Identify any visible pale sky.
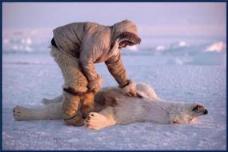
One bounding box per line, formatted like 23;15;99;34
3;2;226;38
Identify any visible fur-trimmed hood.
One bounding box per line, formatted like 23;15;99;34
111;20;141;47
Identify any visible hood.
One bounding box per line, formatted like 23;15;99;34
112;20;141;48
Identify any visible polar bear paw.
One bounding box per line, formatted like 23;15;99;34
85;112;114;130
13;106;31;121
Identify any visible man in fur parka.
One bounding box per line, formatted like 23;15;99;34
50;20;141;126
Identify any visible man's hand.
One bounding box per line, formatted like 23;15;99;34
88;75;103;93
121;80;137;97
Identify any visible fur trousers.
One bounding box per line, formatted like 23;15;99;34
50;46;95;126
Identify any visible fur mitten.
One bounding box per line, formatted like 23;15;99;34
121;80;137;97
88;75;103;93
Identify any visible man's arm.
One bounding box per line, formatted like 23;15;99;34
105;53;136;96
105;53;130;88
79;50;102;92
79;50;98;82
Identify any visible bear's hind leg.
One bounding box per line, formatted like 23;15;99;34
85;107;117;130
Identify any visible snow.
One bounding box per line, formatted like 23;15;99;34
156;45;166;51
3;52;226;150
3;29;51;53
178;41;188;47
126;45;139;51
205;41;226;53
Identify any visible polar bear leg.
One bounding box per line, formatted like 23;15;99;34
13;105;47;121
85;107;117;130
13;102;63;121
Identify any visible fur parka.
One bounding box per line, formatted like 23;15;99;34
53;20;141;87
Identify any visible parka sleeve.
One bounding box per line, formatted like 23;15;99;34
105;53;129;88
79;49;99;82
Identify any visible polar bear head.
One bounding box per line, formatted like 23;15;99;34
170;103;208;124
191;104;208;116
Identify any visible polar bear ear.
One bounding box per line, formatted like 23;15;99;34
192;104;204;112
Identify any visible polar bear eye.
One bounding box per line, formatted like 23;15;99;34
192;104;203;112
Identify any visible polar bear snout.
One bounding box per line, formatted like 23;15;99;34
203;109;208;115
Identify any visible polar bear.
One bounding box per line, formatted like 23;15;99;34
13;83;208;130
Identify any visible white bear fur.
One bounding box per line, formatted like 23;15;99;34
13;83;207;130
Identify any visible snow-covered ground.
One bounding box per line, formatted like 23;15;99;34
2;52;226;150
